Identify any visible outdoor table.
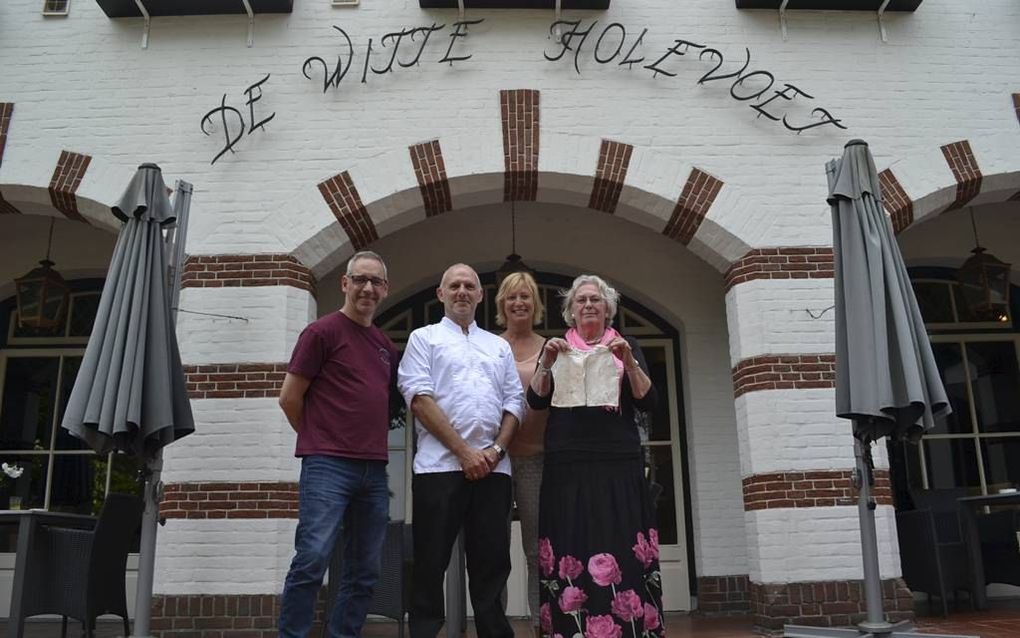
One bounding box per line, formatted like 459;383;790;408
956;491;1020;610
1;509;97;638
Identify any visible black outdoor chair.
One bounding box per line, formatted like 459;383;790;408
16;493;144;638
323;519;413;638
895;508;972;616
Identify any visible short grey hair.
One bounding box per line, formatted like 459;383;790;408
346;250;387;278
560;274;619;328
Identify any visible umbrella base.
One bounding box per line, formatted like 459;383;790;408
784;621;977;638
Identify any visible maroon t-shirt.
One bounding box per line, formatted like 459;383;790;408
288;311;398;461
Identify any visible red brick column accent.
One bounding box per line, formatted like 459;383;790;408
318;171;379;249
500;89;539;201
742;470;893;511
662;169;724;245
732;354;836;397
0;103;13;171
49;150;92;223
940;140;982;210
751;578;913;632
181;255;315;295
161;482;299;519
879;169;914;234
183;363;287;399
723;248;833;292
410;140;453;217
697;575;750;615
151;593;332;637
588;140;633;213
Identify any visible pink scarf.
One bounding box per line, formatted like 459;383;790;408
565;326;625;376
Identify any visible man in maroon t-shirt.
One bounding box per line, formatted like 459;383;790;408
277;250;399;638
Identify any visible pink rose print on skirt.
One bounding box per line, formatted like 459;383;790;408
558;586;588;613
587;553;622;587
643;603;661;631
540;603;552;633
539;538;556;577
610;589;643;622
558;555;584;581
648;529;660;561
632;532;653;569
585;614;623;638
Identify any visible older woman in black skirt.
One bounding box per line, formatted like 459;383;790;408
527;274;664;638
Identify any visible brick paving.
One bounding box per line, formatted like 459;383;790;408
15;603;1020;638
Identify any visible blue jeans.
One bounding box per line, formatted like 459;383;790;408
279;456;390;638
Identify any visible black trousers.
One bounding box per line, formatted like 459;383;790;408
409;471;514;638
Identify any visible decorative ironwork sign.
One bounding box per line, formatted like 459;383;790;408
201;74;276;165
199;20;847;164
545;20;846;134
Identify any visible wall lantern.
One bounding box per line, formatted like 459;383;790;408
495;200;534;284
956;207;1011;323
15;218;69;330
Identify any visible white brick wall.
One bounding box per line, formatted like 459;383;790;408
162;398;299;483
725;278;836;366
746;505;901;584
735;388;889;479
176;286;315;365
153;519;297;595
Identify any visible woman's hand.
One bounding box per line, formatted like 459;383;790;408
540;337;571;369
607;337;638;369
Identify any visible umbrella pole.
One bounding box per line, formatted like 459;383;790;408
132;452;163;638
853;432;893;635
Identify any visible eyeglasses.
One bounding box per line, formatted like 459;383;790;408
349;275;388;288
574;295;604;306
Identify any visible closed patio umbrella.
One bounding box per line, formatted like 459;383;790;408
61;163;194;638
785;141;961;638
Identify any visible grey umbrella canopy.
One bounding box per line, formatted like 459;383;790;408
62;163;194;458
827;140;950;443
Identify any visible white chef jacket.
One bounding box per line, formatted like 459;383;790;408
398;316;525;475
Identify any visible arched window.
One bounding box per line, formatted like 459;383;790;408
0;280;141;552
891;268;1020;506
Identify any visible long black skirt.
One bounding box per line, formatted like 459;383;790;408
537;456;665;638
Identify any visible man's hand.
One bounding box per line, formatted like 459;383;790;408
458;446;491;481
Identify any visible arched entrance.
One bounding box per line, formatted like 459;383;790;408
374;270;695;613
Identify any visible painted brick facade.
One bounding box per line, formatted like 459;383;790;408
150;593;325;638
940;140;982;210
1013;93;1020;127
181;255;315;295
662;169;723;245
588;140;633;213
732;354;836;398
48;150;91;223
500;89;539;201
697;575;750;616
723;248;834;292
879;169;914;235
742;470;892;511
409;139;452;217
751;578;913;632
317;171;379;250
183;363;287;399
161;482;299;520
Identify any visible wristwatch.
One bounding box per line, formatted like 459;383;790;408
489;443;506;460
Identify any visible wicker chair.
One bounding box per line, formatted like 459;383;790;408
16;493;144;638
895;508;972;616
323;519;412;638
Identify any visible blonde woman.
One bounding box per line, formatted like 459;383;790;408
496;271;548;636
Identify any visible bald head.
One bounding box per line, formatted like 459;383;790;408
438;263;483;329
440;263;480;288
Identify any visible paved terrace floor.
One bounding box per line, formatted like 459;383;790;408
15;600;1020;638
